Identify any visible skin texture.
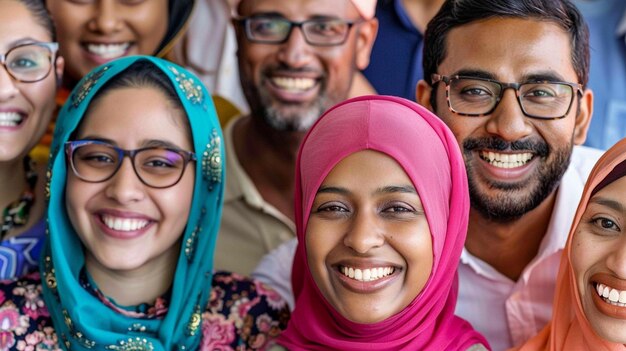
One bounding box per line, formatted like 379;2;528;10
65;86;194;306
306;150;432;323
0;0;64;239
573;175;626;344
416;17;592;280
46;0;168;86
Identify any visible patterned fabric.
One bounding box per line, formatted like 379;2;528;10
0;271;289;351
0;219;45;280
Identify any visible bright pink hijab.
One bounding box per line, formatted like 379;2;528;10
277;96;490;350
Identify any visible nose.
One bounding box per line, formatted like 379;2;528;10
484;89;534;142
606;235;626;279
343;211;385;254
276;26;314;68
88;1;123;34
0;64;19;101
104;158;146;204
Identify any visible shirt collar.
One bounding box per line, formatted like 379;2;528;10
617;8;626;36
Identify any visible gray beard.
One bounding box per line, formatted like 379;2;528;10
261;95;331;132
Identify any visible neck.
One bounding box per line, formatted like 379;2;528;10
401;0;445;33
0;159;26;209
233;115;304;222
85;242;180;306
464;190;558;281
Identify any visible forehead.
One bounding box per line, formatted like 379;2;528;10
239;0;358;19
439;17;577;82
0;1;50;45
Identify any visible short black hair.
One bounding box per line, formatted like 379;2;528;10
423;0;590;90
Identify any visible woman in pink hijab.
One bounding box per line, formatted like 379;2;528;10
273;95;489;351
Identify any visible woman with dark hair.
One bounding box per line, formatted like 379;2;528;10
0;0;63;279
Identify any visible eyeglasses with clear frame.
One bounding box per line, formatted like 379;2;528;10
234;16;361;46
431;74;583;120
65;140;197;189
0;42;58;83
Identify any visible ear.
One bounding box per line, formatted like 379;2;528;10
54;55;65;87
355;18;379;70
416;79;435;112
572;88;593;145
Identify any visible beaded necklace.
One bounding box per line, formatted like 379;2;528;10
1;157;37;239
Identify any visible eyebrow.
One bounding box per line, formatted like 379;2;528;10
76;136;185;150
453;69;569;84
316;185;417;195
589;197;625;213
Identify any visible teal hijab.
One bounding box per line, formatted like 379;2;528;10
40;56;224;351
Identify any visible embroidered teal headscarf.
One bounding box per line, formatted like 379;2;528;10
40;56;224;351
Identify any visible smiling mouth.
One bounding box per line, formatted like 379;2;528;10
270;76;317;93
85;43;130;60
479;151;534;169
0;112;24;127
340;266;396;282
100;214;149;232
596;282;626;307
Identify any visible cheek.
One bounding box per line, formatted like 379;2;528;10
305;220;339;278
134;10;168;53
65;175;91;229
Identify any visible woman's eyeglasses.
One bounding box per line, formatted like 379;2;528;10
65;140;196;189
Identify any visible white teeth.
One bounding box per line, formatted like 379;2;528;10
341;266;395;282
480;151;533;169
101;215;149;232
0;112;22;126
86;43;129;59
596;283;626;307
271;77;316;92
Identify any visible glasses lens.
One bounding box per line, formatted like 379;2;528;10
519;83;574;118
134;148;187;188
71;143;120;182
448;78;501;115
302;19;350;45
6;44;53;82
247;17;291;43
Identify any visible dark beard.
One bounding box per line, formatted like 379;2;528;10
463;136;573;222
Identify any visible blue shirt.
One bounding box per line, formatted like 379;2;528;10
363;0;424;100
575;0;626;149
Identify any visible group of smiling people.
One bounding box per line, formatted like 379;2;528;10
0;0;624;350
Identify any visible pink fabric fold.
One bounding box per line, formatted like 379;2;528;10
278;95;489;350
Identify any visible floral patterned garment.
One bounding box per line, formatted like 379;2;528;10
0;271;290;351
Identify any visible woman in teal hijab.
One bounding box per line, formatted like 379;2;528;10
0;56;289;350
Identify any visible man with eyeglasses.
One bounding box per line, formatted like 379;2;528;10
415;0;604;349
214;0;378;275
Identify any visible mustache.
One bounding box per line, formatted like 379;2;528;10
463;137;549;157
262;63;321;76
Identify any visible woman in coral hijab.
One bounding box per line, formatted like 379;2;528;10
273;95;489;350
512;139;626;351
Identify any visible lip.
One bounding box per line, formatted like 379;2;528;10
331;260;402;294
94;209;154;240
263;72;321;103
472;149;540;182
80;41;133;66
590;273;626;319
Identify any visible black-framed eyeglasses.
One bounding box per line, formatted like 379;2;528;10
0;42;58;83
235;16;361;46
431;74;583;120
65;140;197;189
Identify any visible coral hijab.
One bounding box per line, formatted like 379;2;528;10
278;95;489;350
512;139;626;351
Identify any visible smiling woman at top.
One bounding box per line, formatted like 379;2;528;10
0;56;288;349
511;138;626;350
0;0;63;279
32;0;194;156
273;95;489;350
